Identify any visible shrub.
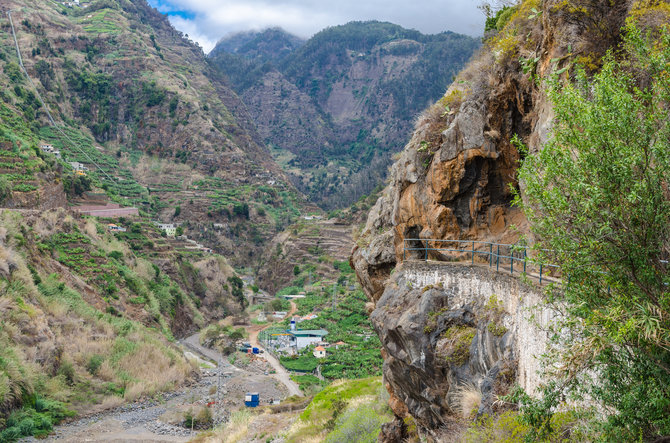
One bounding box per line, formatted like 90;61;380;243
57;360;75;385
0;176;11;203
86;354;104;375
514;26;670;441
325;404;387;443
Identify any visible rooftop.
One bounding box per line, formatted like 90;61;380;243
290;329;328;337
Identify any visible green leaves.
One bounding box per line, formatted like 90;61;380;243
516;27;670;439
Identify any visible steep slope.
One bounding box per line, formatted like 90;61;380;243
209;22;480;209
0;207;247;440
0;0;309;265
351;1;662;440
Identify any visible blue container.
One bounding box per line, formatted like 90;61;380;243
252;347;260;354
244;392;260;407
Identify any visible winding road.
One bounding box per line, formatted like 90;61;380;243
247;301;302;397
182;310;303;398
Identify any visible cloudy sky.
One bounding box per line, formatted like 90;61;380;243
146;0;484;53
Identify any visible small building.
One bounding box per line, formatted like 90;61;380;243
334;341;347;349
157;223;176;237
313;345;326;359
302;313;318;321
244;392;259;408
40;144;61;159
289;329;328;350
69;161;88;171
107;223;126;232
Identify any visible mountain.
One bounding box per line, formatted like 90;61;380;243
0;0;315;266
209;27;305;64
209;21;480;209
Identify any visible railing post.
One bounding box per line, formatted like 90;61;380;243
510;249;514;275
403;240;406;261
425;242;428;261
523;249;527;274
539;264;543;284
471;241;475;265
489;243;493;267
496;245;500;272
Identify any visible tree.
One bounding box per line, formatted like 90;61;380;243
63;174;92;197
0;176;11;203
514;27;670;440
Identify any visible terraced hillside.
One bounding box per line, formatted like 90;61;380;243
257;216;355;293
0;0;310;265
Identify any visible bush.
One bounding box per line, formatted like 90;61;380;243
57;360;75;385
514;26;670;440
325;404;387;443
86;354;104;375
0;175;11;203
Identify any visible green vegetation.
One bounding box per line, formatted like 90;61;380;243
285;377;391;443
200;324;247;355
442;325;476;366
280;354;319;373
290;374;326;393
463;410;585;443
513;27;670;440
0;396;75;441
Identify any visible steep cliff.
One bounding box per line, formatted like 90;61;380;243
351;0;655;439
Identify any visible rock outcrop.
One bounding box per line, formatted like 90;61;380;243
369;262;557;439
351;1;642;440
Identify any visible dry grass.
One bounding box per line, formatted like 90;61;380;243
452;382;482;419
83;219;99;240
99;395;124;411
134;257;157;281
0;245;18;279
201;409;255;443
118;342;192;396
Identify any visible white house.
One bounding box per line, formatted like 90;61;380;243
313;345;326;359
289;329;328;350
157;223;176;237
69;161;88;171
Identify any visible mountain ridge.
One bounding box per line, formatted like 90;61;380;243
209;21;480;209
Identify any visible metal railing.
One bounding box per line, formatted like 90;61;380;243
403;238;560;284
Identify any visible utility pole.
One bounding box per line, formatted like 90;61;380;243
216;358;224;422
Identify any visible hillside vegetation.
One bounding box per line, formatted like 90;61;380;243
0;208;248;440
0;0;310;266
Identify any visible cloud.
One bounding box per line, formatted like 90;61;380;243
147;0;484;54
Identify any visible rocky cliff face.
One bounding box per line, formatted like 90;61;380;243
352;0;641;439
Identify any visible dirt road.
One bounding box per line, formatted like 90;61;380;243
248;328;303;398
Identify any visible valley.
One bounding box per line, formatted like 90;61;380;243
1;0;668;441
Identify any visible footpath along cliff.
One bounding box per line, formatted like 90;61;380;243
351;1;665;440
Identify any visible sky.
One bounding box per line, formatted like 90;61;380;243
146;0;485;54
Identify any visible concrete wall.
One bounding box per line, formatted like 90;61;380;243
401;261;559;395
